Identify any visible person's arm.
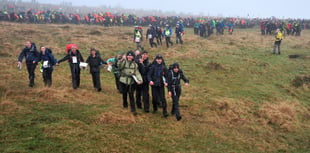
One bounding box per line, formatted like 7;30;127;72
180;71;189;85
17;49;25;63
50;54;57;65
147;65;154;85
86;56;90;63
57;54;69;64
79;52;84;62
100;57;107;65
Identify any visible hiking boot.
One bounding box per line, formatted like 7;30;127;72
176;115;182;121
132;112;138;116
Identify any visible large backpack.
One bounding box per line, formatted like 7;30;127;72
66;44;78;54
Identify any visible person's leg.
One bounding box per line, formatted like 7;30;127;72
151;86;158;113
278;41;281;54
159;86;168;117
43;68;48;87
135;84;142;109
128;84;137;114
27;63;36;87
48;69;53;87
142;82;150;112
91;72;96;88
121;83;129;108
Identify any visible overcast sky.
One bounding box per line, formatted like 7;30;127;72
25;0;308;19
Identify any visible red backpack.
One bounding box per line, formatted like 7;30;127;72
66;44;78;54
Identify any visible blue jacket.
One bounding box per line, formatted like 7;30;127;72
18;43;39;64
39;50;57;70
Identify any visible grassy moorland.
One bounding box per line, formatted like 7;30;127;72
0;22;309;153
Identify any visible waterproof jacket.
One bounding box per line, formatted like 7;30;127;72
58;50;84;64
38;49;57;70
118;59;143;85
147;62;168;87
167;69;189;92
163;27;173;37
18;43;39;64
86;54;106;73
175;27;184;37
275;31;283;42
146;27;157;39
106;57;119;74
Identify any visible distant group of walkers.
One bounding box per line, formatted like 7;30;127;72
17;41;189;121
134;21;185;49
260;20;302;36
193;19;235;37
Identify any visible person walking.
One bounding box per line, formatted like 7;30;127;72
175;23;184;45
118;50;143;115
133;26;143;50
38;46;57;87
147;54;169;117
57;45;84;89
273;29;283;55
136;50;151;112
146;24;157;48
106;53;123;93
163;24;173;48
17;40;39;87
86;48;106;92
167;63;189;121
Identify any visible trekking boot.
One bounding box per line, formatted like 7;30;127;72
176;115;182;121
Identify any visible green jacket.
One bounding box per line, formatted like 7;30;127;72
118;59;143;85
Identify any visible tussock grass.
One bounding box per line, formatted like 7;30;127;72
0;22;310;153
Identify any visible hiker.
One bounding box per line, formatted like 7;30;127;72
17;40;40;87
38;46;57;87
136;50;151;113
227;21;234;35
133;26;143;50
155;26;163;46
175;23;184;45
146;24;157;48
273;29;283;55
106;53;123;93
57;45;84;89
167;63;189;121
134;50;143;109
118;50;143;115
163;24;173;48
86;48;106;92
147;54;169;117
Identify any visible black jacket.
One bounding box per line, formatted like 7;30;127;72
58;50;84;64
167;69;189;92
147;62;168;87
86;55;106;73
18;43;39;64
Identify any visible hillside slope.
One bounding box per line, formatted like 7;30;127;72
0;22;309;153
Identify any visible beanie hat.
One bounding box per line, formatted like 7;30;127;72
155;54;163;59
126;50;134;56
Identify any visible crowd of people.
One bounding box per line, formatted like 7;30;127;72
260;20;302;36
2;2;309;31
17;41;189;121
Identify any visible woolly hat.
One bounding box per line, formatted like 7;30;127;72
155;54;163;59
126;50;135;56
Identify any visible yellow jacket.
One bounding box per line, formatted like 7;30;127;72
275;31;283;41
